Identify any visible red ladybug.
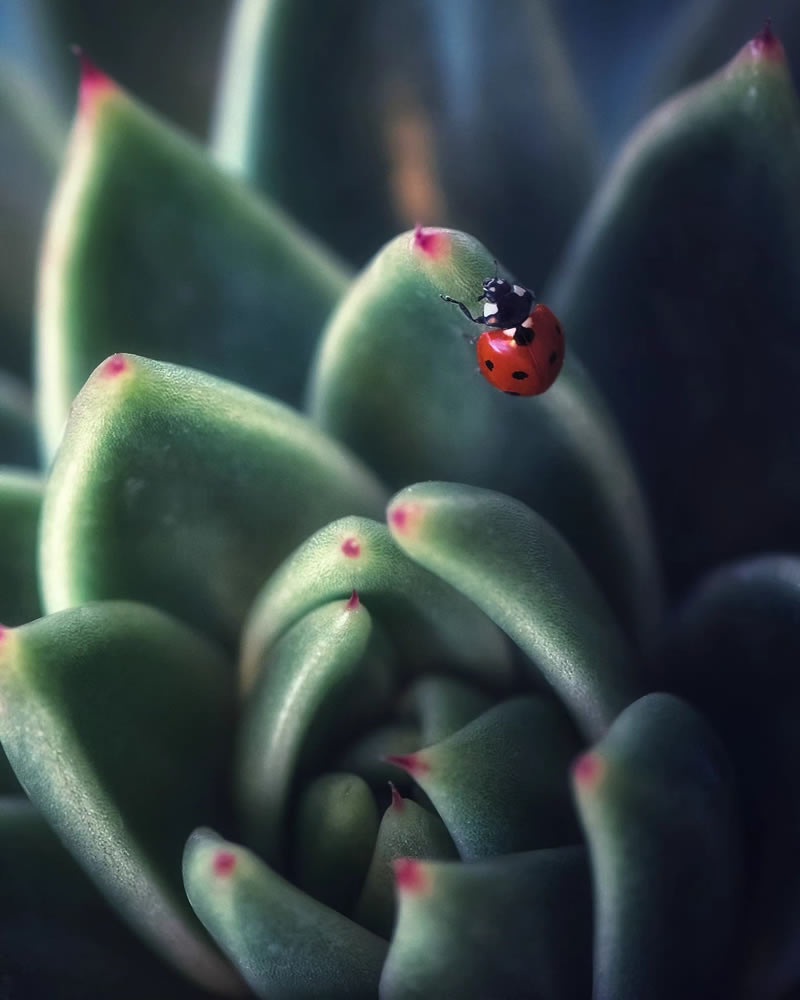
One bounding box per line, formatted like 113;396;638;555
441;278;565;396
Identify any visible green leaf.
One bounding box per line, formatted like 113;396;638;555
0;60;64;380
293;773;379;915
550;31;800;594
660;554;800;998
212;0;398;264
0;371;37;467
308;228;661;644
573;693;741;1000
36;62;349;457
237;596;392;865
39;355;386;648
240;515;512;694
0;602;241;994
0;797;213;1000
354;790;457;938
389;696;581;859
387;481;642;739
398;675;494;744
0;468;41;627
184;828;388;1000
380;846;592;1000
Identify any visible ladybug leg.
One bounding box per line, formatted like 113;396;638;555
440;295;484;325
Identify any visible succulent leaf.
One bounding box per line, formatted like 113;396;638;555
184;828;388;999
550;30;800;594
354;790;457;938
0;602;241;993
573;692;741;1000
309;227;661;643
237;596;391;865
660;554;800;999
379;846;592;1000
387;481;642;738
36;61;349;457
39;355;386;647
0;797;212;999
0;467;41;626
240;515;511;694
293;773;379;915
389;696;582;859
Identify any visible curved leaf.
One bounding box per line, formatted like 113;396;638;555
39;355;386;647
309;227;661;644
550;29;800;594
184;828;387;1000
387;481;642;739
0;467;41;626
389;696;581;859
0;602;241;994
572;693;741;1000
237;596;391;864
293;773;379;915
36;60;348;456
380;846;592;1000
240;515;511;694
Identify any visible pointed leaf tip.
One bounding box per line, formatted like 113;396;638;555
100;354;129;378
393;858;431;895
71;46;115;109
384;753;430;778
737;19;786;65
346;590;360;611
341;536;361;558
413;225;450;260
389;782;404;811
572;751;606;790
388;502;424;538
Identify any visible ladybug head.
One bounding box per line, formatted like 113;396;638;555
480;277;510;303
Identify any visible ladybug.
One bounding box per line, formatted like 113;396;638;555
441;278;565;396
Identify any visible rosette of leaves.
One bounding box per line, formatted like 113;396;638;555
2;1;800;997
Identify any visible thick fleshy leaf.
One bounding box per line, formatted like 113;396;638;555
572;693;741;1000
658;554;800;999
36;60;348;457
0;59;63;380
184;828;388;1000
550;29;800;594
237;596;391;864
0;602;242;994
308;227;661;644
0;468;41;626
293;773;379;915
389;696;581;859
240;515;511;694
387;481;642;739
0;798;212;1000
39;355;386;647
0;371;37;467
212;0;398;264
398;675;493;744
380;846;592;1000
354;790;457;938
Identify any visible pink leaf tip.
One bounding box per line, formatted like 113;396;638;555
384;752;430;778
393;858;431;895
341;536;361;558
213;851;237;878
412;224;449;260
387;501;423;538
102;354;128;378
742;19;786;63
572;751;606;790
72;46;115;110
0;625;7;643
389;781;405;811
346;589;360;611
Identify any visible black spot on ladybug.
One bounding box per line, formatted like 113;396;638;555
484;359;495;371
549;352;559;365
504;391;521;396
512;370;529;380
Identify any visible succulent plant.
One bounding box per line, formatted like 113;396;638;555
3;1;800;997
